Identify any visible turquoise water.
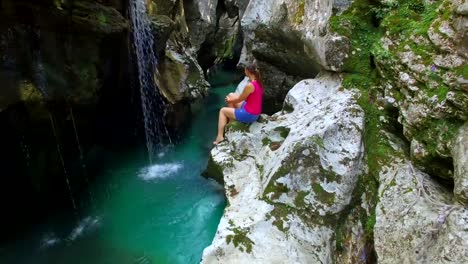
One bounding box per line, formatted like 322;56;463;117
0;73;239;264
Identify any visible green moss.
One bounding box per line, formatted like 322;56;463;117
265;182;289;200
294;0;305;24
415;118;462;151
262;137;272;146
294;191;309;208
219;34;238;61
365;211;376;236
266;203;291;232
312;183;335;205
202;156;225;184
319;167;342;183
282;102;294;113
454;64;468;79
274;126;291;138
329;0;380;75
427;84;450;101
263;163;291;198
380;178;397;197
98;12;107;25
226;227;255;253
226;121;250;133
309;135;325;149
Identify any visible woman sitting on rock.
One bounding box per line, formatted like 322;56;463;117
213;63;264;145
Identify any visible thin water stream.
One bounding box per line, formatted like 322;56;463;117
0;72;238;264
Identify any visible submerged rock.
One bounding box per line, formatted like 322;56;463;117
202;73;365;263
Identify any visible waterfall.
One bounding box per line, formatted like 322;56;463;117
129;0;171;162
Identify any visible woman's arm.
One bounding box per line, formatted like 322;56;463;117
227;84;254;104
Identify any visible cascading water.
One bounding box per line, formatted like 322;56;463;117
129;0;171;162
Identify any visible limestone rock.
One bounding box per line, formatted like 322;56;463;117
157;46;209;104
212;13;242;65
150;0;177;15
184;0;218;51
374;0;468;180
225;0;250;18
375;156;468;263
150;15;175;58
201;73;366;263
238;0;353;113
453;122;468;204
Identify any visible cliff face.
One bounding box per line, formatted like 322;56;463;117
0;0;134;240
203;0;468;263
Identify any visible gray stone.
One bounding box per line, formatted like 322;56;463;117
453;122;468;204
375;156;468;263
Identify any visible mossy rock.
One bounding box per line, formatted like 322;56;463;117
202;155;224;184
69;1;128;34
151;15;175;57
226;121;250;133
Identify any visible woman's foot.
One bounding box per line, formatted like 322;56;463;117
213;136;225;145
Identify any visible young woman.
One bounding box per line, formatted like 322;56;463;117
213;63;264;145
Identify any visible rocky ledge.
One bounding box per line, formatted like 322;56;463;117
202;73;367;263
201;72;468;263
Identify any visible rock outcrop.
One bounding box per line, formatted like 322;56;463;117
373;0;467;180
375;142;468;263
202;73;369;263
238;0;353;113
149;0;210;105
453;122;468;204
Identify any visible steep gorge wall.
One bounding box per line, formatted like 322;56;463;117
0;0;134;240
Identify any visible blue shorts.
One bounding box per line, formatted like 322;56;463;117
235;102;259;123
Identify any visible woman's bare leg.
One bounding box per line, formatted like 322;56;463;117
214;107;236;145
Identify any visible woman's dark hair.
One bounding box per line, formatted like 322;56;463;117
245;63;263;89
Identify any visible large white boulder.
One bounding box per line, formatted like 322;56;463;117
201;73;365;263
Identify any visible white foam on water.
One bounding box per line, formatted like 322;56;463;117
138;163;183;181
68;216;101;241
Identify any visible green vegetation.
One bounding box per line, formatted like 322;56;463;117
98;12;107;25
226;121;250;133
312;183;335;205
219;34;238;61
330;0;464;253
202;156;225;184
309;135;325;149
266;203;291;232
294;0;306;25
226;227;255;253
274;126;291;138
262;137;272;146
294;191;309;208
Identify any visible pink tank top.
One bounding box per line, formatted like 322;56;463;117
244;80;263;115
